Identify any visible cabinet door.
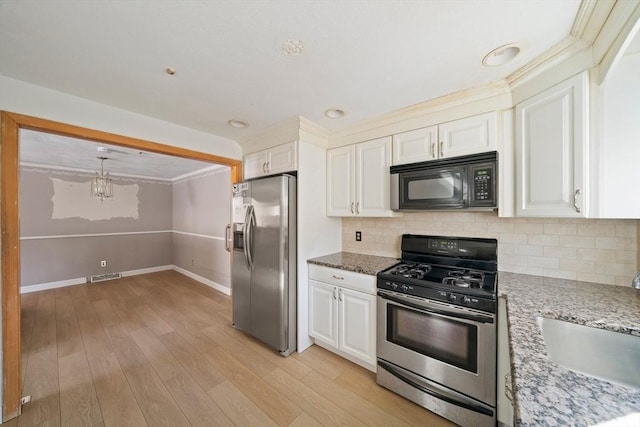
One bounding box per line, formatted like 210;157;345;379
267;141;297;175
244;151;268;180
327;145;356;216
515;72;587;217
356;137;392;216
439;112;497;158
392;126;438;165
338;287;376;367
309;280;338;348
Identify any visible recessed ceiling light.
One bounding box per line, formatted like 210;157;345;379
482;44;521;67
228;119;249;128
324;108;346;119
282;39;304;56
165;67;176;75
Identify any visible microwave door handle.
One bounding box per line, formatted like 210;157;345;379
378;290;494;324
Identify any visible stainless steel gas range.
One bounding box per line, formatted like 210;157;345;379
376;234;498;427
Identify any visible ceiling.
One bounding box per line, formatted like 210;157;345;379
19;129;221;181
0;0;583;143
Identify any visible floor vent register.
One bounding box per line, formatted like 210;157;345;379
89;272;122;283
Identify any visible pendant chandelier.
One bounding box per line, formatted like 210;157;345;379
90;156;114;201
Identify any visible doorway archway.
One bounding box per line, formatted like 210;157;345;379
0;111;242;421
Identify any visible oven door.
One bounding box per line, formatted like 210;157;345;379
392;166;467;210
377;290;496;406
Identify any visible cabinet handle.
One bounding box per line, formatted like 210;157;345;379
439;141;444;157
338;289;343;302
331;275;344;280
262;162;267;173
266;161;270;172
224;224;231;252
355;202;360;214
350;202;355;214
504;373;514;403
431;142;435;158
573;189;581;213
333;287;337;300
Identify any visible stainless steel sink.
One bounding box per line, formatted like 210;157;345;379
537;317;640;389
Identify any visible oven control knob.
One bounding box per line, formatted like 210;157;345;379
448;293;457;302
461;296;470;305
400;284;409;292
390;282;398;290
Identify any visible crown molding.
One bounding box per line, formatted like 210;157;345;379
328;80;511;147
571;0;615;43
19;161;172;182
238;116;300;154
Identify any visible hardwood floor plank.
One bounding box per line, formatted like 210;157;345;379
221;326;313;380
288;412;324;427
84;283;109;302
129;327;183;381
301;371;410;427
291;345;346;380
87;352;147;427
18;347;60;427
158;331;226;393
204;347;301;427
163;371;235;427
77;317;112;360
110;300;148;333
135;304;174;336
102;323;148;371
207;380;279;427
92;300;120;328
263;367;366;427
58;352;103;426
20;292;39;386
202;325;277;378
55;313;84;359
69;285;99;323
123;363;190;427
334;367;456;426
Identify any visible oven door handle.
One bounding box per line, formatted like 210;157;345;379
378;359;494;416
378;290;494;324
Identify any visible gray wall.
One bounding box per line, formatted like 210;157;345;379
172;167;231;288
19;167;172;286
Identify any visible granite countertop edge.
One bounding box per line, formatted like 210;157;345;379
307;251;399;276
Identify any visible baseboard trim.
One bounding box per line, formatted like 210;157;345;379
171;265;231;296
20;277;87;294
120;265;173;277
20;265;174;294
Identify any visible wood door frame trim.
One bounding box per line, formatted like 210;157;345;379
0;110;242;422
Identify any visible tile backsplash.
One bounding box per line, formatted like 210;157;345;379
342;212;639;286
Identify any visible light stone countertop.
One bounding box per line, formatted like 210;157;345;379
306;252;640;426
498;272;640;427
307;251;399;276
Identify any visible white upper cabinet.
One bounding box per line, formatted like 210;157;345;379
244;141;297;180
439;112;497;158
515;72;588;217
392;125;438;164
327;137;394;217
392;112;497;165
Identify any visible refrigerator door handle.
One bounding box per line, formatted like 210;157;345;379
224;224;231;252
246;205;256;270
243;206;252;270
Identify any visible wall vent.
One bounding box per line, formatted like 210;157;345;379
89;272;122;283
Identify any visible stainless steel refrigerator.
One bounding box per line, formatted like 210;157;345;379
226;174;296;356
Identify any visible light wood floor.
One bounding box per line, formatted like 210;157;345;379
9;270;454;427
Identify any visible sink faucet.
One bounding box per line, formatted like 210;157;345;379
633;270;640;290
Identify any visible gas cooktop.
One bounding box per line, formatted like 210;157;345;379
377;234;498;313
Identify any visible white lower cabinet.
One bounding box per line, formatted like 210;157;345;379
308;265;376;371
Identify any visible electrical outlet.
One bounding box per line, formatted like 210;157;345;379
100;260;107;268
355;231;362;241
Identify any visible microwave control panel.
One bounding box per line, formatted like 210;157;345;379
470;163;496;206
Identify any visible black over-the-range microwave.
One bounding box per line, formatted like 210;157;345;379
390;151;498;211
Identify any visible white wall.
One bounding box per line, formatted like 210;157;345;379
0;76;242;159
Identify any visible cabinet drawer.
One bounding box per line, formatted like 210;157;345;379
308;264;376;295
